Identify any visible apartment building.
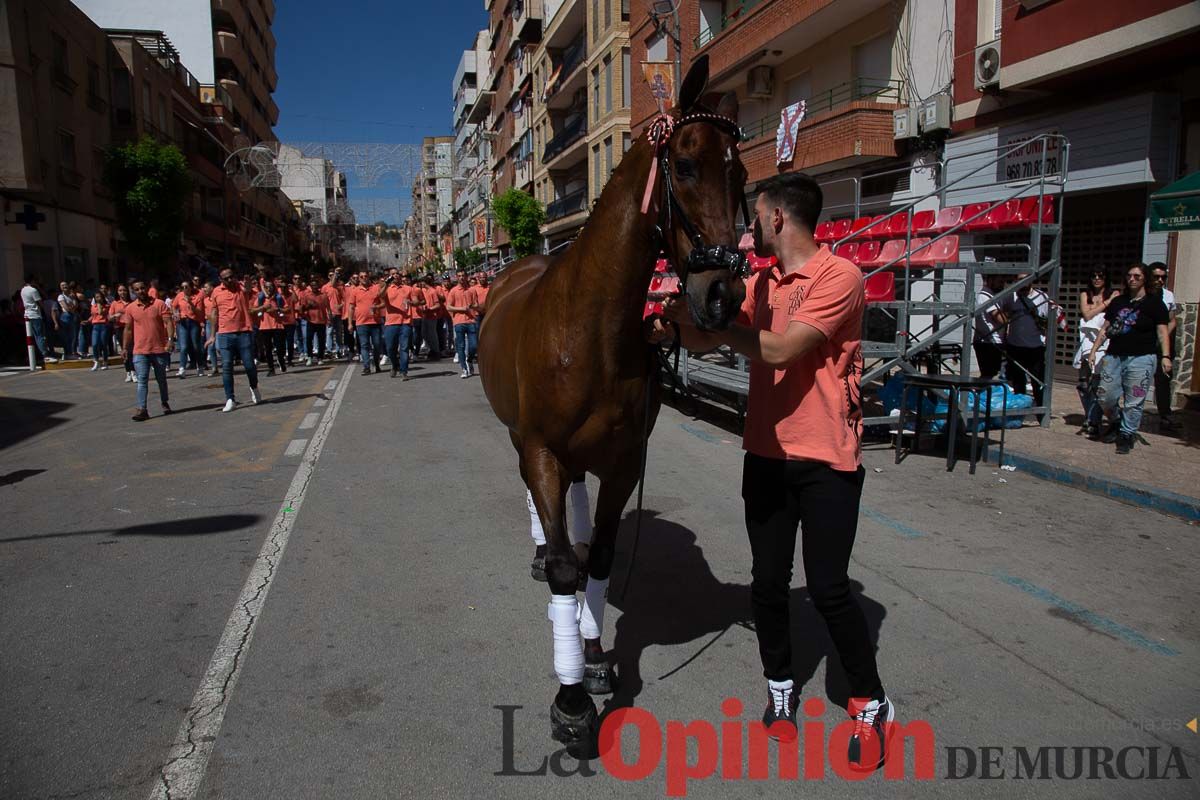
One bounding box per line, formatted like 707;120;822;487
0;0;119;297
409;136;456;266
450;31;493;261
946;0;1199;396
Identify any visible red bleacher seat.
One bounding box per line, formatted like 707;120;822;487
859;215;888;239
932;206;962;233
876;239;908;267
974;199;1019;231
850;217;873;238
813;221;835;243
834;242;859;262
962;203;992;231
1013;196;1055;227
882;212;910;239
856;240;882;267
928;235;960;264
830;218;852;240
865;272;895;303
912;210;937;234
907;237;935;265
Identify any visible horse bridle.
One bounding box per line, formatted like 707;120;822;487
644;112;752;280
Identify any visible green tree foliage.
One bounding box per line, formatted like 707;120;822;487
490;188;545;258
453;247;484;269
103;136;192;270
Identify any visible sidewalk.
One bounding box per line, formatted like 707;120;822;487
1000;379;1200;522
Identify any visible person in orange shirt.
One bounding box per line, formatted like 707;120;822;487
300;274;329;365
659;173;893;765
88;290;111;370
254;280;288;375
109;284;133;381
205;268;261;412
417;276;442;362
274;277;300;367
474;273;490;323
173;281;205;379
436;277;452;356
342;273;358;359
347;271;384;375
381;269;420;379
321;272;346;359
446;270;481;379
200;281;218;376
122;281;175;421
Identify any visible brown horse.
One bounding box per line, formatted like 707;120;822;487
477;56;748;754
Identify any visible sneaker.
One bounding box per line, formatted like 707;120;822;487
401;374;409;381
380;355;389;366
195;369;203;377
131;408;150;422
249;387;261;405
1115;434;1133;455
1160;416;1182;432
45;356;59;364
305;357;313;367
461;369;469;379
848;697;895;772
101;364;109;370
362;367;372;376
391;367;399;378
162;403;173;415
222;399;237;413
762;680;799;741
177;367;185;378
124;371;134;383
1099;423;1119;444
91;361;99;371
373;363;381;374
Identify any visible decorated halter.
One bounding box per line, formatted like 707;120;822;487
641;111;752;279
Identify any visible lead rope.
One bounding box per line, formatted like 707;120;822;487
619;351;657;603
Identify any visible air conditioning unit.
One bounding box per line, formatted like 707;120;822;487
893;106;918;140
974;40;1001;91
918;93;951;133
747;66;774;100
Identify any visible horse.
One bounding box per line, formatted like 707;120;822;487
477;55;749;754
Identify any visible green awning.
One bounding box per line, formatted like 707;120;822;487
1150;171;1200;232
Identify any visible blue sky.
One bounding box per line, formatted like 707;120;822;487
272;0;488;224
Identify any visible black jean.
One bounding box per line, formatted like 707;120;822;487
1155;335;1175;418
1005;344;1045;407
741;453;883;701
257;329;286;371
305;321;326;360
973;341;1003;379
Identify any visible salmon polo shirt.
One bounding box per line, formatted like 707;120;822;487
209;283;253;333
739;245;865;472
124;299;172;355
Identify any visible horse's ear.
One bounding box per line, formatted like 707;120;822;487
677;55;709;113
716;90;738;120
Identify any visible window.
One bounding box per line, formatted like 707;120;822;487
51;33;68;76
622;49;631;108
852;33;893;95
158;93;168;132
784;71;811;105
623;132;631;153
978;0;1003;43
605;0;611;29
604;55;612;113
58;130;77;170
142;82;152;121
622;0;630;21
646;31;667;62
604;136;613;178
593;144;601;196
87;60;101;98
592;0;599;40
592;67;600;121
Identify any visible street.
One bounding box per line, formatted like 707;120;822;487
1;363;1197;799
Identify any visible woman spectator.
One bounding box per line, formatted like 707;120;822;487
56;281;80;359
1088;263;1171;454
89;292;111;370
1074;268;1119;435
173;281;205;378
75;283;91;359
110;285;133;381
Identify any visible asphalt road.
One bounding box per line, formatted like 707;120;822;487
1;359;1197;799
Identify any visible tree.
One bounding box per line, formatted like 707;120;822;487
490;188;545;258
103;136;192;272
453;247;484;270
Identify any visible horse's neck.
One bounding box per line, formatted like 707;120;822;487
554;140;659;324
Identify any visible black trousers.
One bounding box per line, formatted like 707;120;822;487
1005;344;1045;407
1155;335;1175;418
973;341;1003;379
257;329;286;371
305;322;326;360
742;453;883;701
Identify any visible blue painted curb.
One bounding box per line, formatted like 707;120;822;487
1001;450;1200;523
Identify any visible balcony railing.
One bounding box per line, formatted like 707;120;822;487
739;78;904;140
545;188;586;221
695;0;763;49
544;36;586;101
542;115;587;162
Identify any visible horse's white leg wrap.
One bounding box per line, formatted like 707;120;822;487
568;479;592;545
548;595;584;685
527;489;546;546
579;576;609;641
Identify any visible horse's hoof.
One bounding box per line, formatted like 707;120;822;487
550;699;598;758
583;660;616;695
531;557;547;582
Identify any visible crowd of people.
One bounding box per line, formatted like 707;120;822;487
973;261;1178;453
13;266;490;420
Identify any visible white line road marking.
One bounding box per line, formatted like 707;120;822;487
150;365;355;800
298;412;320;430
284;439;307;457
324;380;339;391
313;397;328;407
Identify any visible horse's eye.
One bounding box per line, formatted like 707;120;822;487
675;159;695;179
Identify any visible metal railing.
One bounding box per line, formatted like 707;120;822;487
695;0;763;49
545;188;586;220
542;115;587;162
739;78;904;141
545;36;586;101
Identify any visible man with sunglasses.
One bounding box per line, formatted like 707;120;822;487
1147;262;1180;432
205;269;262;412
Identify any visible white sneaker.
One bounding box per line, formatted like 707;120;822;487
195;368;203;377
380;356;389;366
250;387;261;405
305;357;313;367
222;399;237;413
460;369;469;379
91;361;99;371
45;356;59;363
177;367;185;377
124;371;134;383
101;364;109;370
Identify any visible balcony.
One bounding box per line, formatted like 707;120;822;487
513;46;533;87
515;158;533;189
543;0;585;49
738;78;903;139
543;36;586;110
545;188;586;221
512;0;544;40
695;0;763;49
455;86;477;126
542;114;587;165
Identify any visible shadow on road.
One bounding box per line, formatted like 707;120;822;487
0;468;46;487
0;513;263;544
603;511;886;719
163;403;225;415
404;371;456;381
259;393;325;405
0;397;73;451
